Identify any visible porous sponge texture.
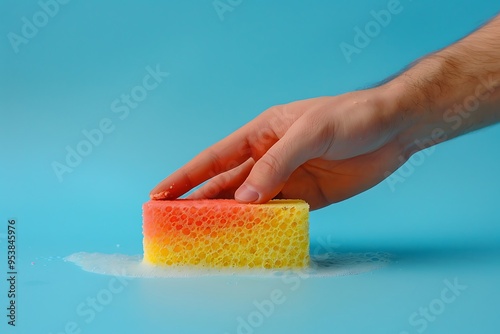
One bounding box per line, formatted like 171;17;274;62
143;199;310;269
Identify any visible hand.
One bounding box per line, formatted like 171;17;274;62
150;85;413;210
151;14;500;210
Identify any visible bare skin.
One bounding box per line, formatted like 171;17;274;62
150;14;500;210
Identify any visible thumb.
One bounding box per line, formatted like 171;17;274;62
235;120;321;203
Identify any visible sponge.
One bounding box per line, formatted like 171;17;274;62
142;199;310;269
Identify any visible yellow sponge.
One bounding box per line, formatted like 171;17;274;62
142;199;310;269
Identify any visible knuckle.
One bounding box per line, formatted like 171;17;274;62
206;149;225;175
203;179;223;198
258;152;284;180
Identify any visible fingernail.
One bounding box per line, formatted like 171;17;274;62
235;185;260;202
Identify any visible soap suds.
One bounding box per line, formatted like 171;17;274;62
64;251;392;278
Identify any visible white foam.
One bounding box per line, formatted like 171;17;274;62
64;251;392;278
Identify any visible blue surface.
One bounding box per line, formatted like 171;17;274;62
1;0;500;333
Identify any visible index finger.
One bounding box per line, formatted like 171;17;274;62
149;125;255;200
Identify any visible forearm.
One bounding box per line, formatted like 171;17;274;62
384;14;500;156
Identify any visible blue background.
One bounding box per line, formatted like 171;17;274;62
1;0;500;333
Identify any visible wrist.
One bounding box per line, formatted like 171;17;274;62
386;55;453;157
381;53;500;158
370;79;433;159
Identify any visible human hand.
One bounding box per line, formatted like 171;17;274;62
150;85;414;210
151;14;500;210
